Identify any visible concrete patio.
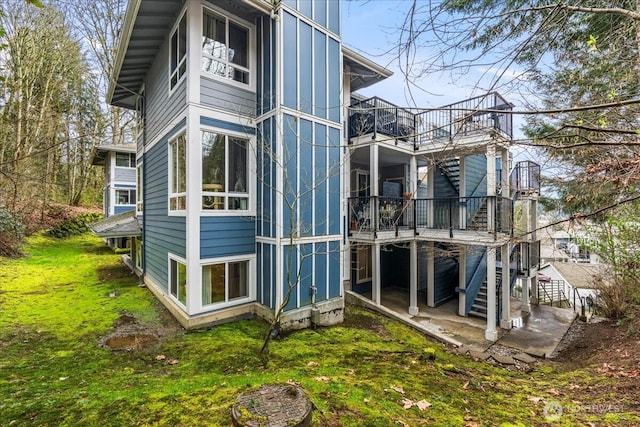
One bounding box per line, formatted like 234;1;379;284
346;287;577;358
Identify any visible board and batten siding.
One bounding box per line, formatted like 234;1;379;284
200;76;254;116
464;154;488;197
144;32;187;147
143;124;186;291
200;217;255;259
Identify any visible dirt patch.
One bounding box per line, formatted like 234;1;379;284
343;307;392;339
100;310;182;351
97;264;132;282
104;334;159;350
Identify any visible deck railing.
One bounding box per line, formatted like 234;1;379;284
348;195;512;235
348;92;513;146
511;160;541;193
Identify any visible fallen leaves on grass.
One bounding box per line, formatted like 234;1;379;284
307;361;319;367
314;376;330;382
390;385;405;394
167;359;179;365
155;354;166;361
400;397;431;411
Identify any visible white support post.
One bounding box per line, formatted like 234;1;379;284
458;156;466;229
409;156;417;227
458;246;466;316
486;144;496;233
185;107;201;315
427;164;434;228
521;275;531;314
530;275;539;305
427;241;435;307
500;243;512;329
372;243;381;305
485;247;498;341
370;144;379;229
409;240;418;315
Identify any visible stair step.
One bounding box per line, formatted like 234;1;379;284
468;310;487;319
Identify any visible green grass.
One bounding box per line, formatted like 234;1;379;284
1;234;638;426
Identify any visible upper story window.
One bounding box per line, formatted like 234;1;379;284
202;9;249;85
115;153;135;168
116;188;136;205
201;130;248;211
170;14;187;90
169;133;186;211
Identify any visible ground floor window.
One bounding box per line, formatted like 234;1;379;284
170;257;187;305
356;245;372;283
202;260;248;305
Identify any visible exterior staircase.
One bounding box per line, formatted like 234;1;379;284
468;271;501;319
438;158;460;190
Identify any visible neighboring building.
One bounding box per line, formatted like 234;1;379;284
106;0;541;340
91;143;138;217
91;143;138;249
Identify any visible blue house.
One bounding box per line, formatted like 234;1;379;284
91;143;137;218
107;0;540;340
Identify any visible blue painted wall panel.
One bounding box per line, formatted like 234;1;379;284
328;127;341;235
299;119;313;237
114;205;135;215
283;12;297;110
143;128;186;291
299;244;313;306
314;124;327;236
315;242;327;302
328;240;341;298
313;30;327;119
200;216;255;259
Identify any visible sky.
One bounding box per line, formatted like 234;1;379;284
339;0;535;160
340;1;497;108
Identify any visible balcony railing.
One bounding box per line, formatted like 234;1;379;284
511;160;541;193
348;196;513;235
347;92;513;146
349;97;415;141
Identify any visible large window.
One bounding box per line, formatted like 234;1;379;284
170;257;187;305
115;188;136;205
202;260;248;306
202;9;249;85
115;153;135;168
201;130;248;211
170;14;187;89
169;133;186;211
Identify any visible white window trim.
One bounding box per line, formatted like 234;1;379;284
114;188;137;206
136;162;144;215
200;254;256;310
134;237;143;272
356;245;372;284
168;132;187;216
115;152;136;168
169;10;188;94
168;254;188;308
200;126;254;216
200;4;256;91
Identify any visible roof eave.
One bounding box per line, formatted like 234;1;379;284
106;0;142;106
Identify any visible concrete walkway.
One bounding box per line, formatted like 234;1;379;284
347;289;577;358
